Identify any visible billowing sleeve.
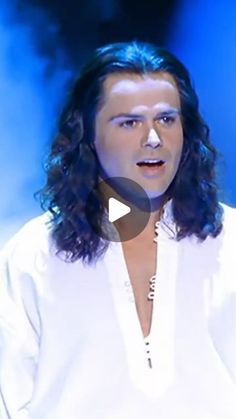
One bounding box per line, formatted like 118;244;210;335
0;237;41;419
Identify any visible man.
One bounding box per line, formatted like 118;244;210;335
0;41;236;419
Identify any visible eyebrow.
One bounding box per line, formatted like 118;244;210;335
108;108;180;122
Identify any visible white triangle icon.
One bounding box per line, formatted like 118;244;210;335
108;197;131;223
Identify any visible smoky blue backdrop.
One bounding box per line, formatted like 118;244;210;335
0;0;235;246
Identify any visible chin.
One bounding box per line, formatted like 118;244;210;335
146;192;167;202
141;183;169;198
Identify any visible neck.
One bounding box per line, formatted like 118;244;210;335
99;178;167;240
118;208;162;244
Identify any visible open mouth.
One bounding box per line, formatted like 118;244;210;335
136;160;165;168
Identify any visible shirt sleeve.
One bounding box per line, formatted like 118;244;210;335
0;240;41;419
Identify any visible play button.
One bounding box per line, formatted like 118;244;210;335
108;198;131;222
86;177;151;242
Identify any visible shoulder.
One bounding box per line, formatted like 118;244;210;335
220;203;236;222
220;202;236;240
0;212;55;273
215;203;236;292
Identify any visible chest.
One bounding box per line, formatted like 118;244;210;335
121;241;157;337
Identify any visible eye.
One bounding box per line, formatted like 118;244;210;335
156;112;179;126
119;119;141;129
159;115;175;125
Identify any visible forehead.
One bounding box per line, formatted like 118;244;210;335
100;72;180;109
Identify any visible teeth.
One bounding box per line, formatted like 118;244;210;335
143;160;160;163
137;159;164;165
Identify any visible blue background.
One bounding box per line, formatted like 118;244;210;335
0;0;235;245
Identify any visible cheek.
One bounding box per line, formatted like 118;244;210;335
175;145;183;168
174;126;184;159
95;127;129;158
177;139;184;158
94;133;123;168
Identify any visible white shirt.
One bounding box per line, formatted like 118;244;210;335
0;202;236;419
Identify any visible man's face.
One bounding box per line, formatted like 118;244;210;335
94;72;183;200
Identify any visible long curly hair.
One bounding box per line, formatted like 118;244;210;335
39;41;223;264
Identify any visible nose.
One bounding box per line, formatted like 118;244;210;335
144;128;161;148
